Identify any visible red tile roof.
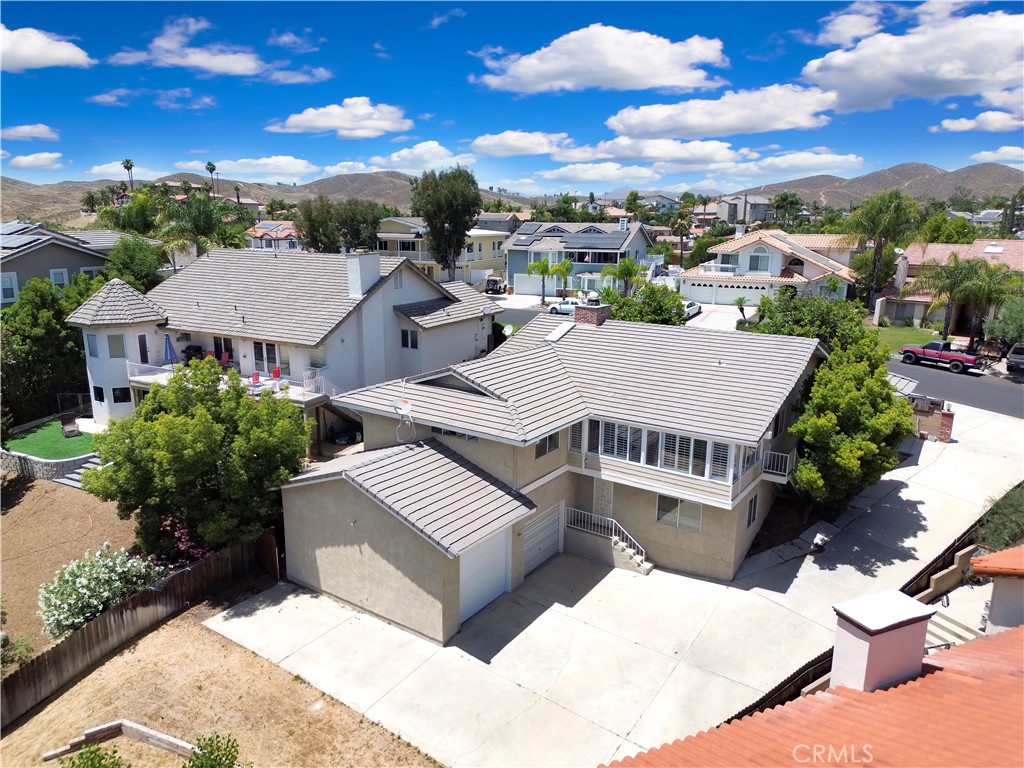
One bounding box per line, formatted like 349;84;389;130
972;544;1024;578
605;627;1024;768
904;239;1024;270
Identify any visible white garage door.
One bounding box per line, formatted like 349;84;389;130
523;505;561;575
680;282;715;304
514;273;543;296
459;531;510;623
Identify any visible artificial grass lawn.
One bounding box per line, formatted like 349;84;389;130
5;419;94;460
875;325;936;355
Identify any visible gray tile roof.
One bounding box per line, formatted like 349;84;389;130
145;249;405;346
66;278;167;327
394;282;504;329
286;439;535;557
343;314;824;446
508;221;647;250
64;230;163;252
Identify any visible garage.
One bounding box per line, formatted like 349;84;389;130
459;530;510;622
513;273;543;296
523;505;561;575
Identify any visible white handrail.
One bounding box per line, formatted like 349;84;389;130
763;448;797;476
566;507;646;563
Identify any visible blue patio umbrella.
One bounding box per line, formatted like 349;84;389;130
163;333;177;363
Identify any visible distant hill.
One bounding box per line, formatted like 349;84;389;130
0;170;531;225
736;162;1024;208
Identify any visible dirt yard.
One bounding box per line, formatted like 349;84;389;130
1;477;138;651
0;586;439;768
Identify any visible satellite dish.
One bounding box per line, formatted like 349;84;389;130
502;324;514;337
392;398;413;416
481;304;494;316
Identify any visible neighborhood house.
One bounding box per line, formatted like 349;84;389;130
281;308;824;643
1;221;112;305
375;216;508;284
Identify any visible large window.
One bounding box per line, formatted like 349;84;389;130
49;269;69;288
569;422;583;453
308;343;327;369
112;387;132;403
107;334;126;359
253;341;290;376
747;494;758;528
748;246;770;272
1;273;19;301
657;495;701;532
535;432;559;459
585;419;733;483
92;386;105;403
213;336;234;361
80;266;104;279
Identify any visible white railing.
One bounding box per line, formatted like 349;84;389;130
126;361;178;379
698;262;740;273
376;249;435;262
566;507;646;563
763;448;797;477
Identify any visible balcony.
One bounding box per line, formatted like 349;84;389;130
697;262;740;274
762;448;797;483
126;362;333;408
376;249;435;263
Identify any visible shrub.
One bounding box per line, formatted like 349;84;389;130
877;316;892;328
185;733;247;768
59;745;129;768
903;317;915;327
975;484;1024;552
39;543;169;639
1;597;33;672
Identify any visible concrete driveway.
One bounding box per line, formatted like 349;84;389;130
205;403;1023;767
683;303;745;330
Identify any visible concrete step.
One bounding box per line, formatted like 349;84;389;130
929;612;982;643
53;477;82;490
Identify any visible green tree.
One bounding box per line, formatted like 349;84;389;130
1;597;33;672
99;187;160;236
947;184;976;212
608;282;687;325
105;234;164;292
294;195;341;252
789;338;914;509
985;296;1024;347
935;216;978;244
158;194;255;267
82;358;310;558
81;190;100;213
185;733;247;768
960;261;1023;350
527;259;557;306
121;158;134;191
770;191;803;228
336;199;384;251
900;251;977;339
850;243;898;304
410;166;483;280
845;189;921;309
684;236;725;269
59;744;129;768
624;190;643;218
551;194;578;222
233;184;241;204
549;258;574;296
733;295;750;321
755;277;873;350
601;257;644;297
205;161;216;193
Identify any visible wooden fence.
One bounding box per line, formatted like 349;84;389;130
1;540;261;729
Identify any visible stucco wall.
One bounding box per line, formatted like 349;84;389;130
508;471;575;588
4;242;106;302
988;578;1024;632
82;322;159;425
283;479;459;643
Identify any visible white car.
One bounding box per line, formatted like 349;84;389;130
549;297;583;315
683;301;702;319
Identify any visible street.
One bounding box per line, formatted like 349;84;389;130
887;359;1024;419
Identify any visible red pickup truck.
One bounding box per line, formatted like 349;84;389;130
899;340;981;374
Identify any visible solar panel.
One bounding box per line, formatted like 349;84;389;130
516;222;541;235
0;234;45;248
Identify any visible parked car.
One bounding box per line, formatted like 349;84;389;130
899;340;982;374
683;301;701;319
549;297;583;315
484;277;507;295
1005;343;1024;373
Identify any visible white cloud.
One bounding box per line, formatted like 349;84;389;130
567;137;758;168
390;134;419;143
808;2;885;48
723;150;864;180
175;156;320;179
969;146;1024;166
430;8;466;29
1;150;10;160
471;24;727;94
606;85;838;139
930;111;1023;133
267;30;320;53
187;149;210;154
86;88;134;106
374;42;389;59
10;152;64;170
322;160;382;175
537;162;662;185
0;24;96;72
109;16;332;84
470;131;573;157
1;123;60;141
266;97;413;138
979;87;1024;114
86;161;169;179
802;8;1024;112
368;141;474;173
86;87;216;110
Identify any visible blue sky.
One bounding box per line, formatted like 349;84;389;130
1;1;1022;195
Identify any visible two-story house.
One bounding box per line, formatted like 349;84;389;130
717;194;772;225
641;194;680;213
376;217;508;284
1;221;109;305
680;230;855;306
281;306;824;642
503;221;656;296
66;249;503;442
243;220;301;250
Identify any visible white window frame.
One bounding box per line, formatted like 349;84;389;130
107;334;126;359
394;270;404;289
657;495;702;533
1;272;18;301
80;266;105;279
747;494;758;528
49;268;69;287
748;246;770;272
86;333;99;358
253;341;290;376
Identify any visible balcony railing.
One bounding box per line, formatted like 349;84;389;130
698;262;740;274
762;448;798;481
566;507;646;563
376;249;435;263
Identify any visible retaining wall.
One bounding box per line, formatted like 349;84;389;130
1;450;96;481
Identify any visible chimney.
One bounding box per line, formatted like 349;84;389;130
735;223;747;238
347;252;381;298
831;590;935;692
574;303;612;326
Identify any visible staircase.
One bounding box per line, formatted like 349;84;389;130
54;456;100;490
611;535;656;575
565;507;655;575
925;610;983;653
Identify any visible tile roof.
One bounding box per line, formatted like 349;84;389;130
244;221;297;240
709;230;854;281
971;544;1024;577
783;234;855;250
507;221;649;251
904;239;1024;270
63;230;163;252
286;439;535;556
394;281;504;329
145;249;405;346
66;278;167;327
680;266;808;284
342;315;823;446
606;626;1024;768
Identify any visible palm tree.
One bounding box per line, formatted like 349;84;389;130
901;252;977;339
205;161;216;195
527;259;557;306
550;259;574;298
601;257;643;297
234;184;242;204
121;158;135;191
960;261;1023;350
770;192;803;228
80;190;100;213
846;189;921;310
733;295;749;321
200;180;213;196
158;194;253;270
180;180;192;198
117;180;128;195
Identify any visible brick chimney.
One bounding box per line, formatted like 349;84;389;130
347;252;381;298
574;304;612;326
831;590;935;692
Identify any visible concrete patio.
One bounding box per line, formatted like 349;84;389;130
204;403;1023;767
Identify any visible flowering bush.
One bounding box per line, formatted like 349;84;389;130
39;543;169;639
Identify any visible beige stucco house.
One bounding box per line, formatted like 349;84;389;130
282;307;824;643
376;216;508;284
